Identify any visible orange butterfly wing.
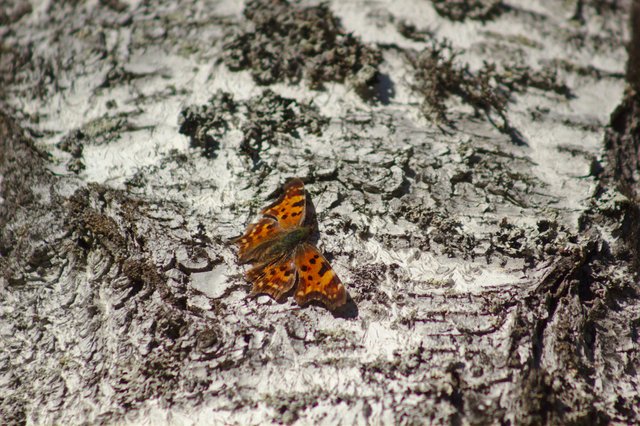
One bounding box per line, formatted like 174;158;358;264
230;217;281;264
261;178;306;229
246;256;297;301
294;243;346;310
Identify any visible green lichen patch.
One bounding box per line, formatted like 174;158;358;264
178;89;328;165
431;0;507;22
223;0;382;97
409;40;571;141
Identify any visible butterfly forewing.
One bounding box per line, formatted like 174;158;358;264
231;217;281;264
247;257;297;301
261;178;306;229
293;243;346;310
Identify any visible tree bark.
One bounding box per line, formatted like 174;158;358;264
1;0;638;424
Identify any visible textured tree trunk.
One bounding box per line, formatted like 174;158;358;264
1;0;638;424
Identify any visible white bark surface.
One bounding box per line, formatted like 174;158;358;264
1;0;638;424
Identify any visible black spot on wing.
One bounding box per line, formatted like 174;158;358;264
318;262;330;277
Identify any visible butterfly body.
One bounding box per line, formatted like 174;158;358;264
232;178;347;310
242;225;313;265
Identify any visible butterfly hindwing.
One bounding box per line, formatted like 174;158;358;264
247;256;297;301
231;217;281;264
293;243;346;310
261;178;306;229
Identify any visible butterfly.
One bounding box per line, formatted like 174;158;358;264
231;178;347;310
